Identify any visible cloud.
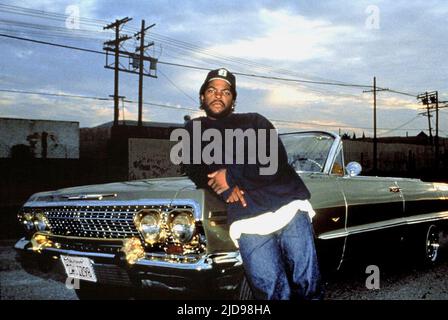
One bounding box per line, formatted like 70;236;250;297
266;85;327;107
1;1;447;137
206;8;356;62
0;94;15;106
274;118;350;133
0;89;111;127
376;96;420;110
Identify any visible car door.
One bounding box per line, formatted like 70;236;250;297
302;173;347;271
335;174;405;261
337;175;404;232
395;178;448;218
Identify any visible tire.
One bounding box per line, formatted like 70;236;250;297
421;224;441;265
236;275;254;300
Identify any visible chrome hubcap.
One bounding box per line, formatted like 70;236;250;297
426;226;440;262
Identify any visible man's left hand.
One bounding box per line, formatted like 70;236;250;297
207;169;229;194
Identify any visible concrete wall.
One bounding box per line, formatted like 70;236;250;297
344;140;446;173
80;126;111;159
128;138;182;179
127;137;447;179
0;118;79;159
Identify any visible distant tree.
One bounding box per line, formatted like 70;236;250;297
352;132;357;139
362;131;366;139
341;133;351;140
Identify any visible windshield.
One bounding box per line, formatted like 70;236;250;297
280;132;335;173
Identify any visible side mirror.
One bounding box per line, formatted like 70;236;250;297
346;161;362;177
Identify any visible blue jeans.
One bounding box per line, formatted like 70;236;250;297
237;211;322;300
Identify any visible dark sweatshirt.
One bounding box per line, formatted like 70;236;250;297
183;112;310;225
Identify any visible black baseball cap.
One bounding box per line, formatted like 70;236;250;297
199;68;237;99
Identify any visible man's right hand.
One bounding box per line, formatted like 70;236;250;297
226;186;247;207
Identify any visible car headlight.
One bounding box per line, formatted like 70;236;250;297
135;211;161;244
34;212;50;232
20;212;35;232
171;212;195;243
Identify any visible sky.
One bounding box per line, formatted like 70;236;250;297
0;0;447;137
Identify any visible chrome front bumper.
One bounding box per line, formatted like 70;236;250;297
14;238;244;294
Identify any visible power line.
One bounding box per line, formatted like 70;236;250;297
158;47;372;103
0;4;110;29
270;118;405;131
0;4;374;86
234;72;371;88
167;44;374;101
1;87;428;131
0;33;432;131
0;26;423;98
378;115;421;136
0;88;110;101
0;4;431;99
0;33;379;89
0;88;198;112
0;33;104;54
0;88;370;129
270;118;366;130
160;40;417;100
157;57;375;89
148;32;358;86
159;70;198;104
0;18;109;36
0;27;105;42
385;89;419;98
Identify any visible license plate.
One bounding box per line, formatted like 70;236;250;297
60;255;97;283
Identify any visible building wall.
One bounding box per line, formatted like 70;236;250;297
344;140;445;173
128;138;182;179
80;126;111;159
0;118;79;159
127;137;446;180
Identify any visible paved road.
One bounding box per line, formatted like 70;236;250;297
1;237;448;300
0;240;77;300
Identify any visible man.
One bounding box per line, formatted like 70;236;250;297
183;68;322;300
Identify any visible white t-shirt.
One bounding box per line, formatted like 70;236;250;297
229;199;316;248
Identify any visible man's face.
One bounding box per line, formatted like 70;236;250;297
201;79;234;119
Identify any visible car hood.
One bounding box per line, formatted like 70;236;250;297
26;176;200;203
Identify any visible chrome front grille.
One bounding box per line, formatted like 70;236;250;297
22;205;195;239
44;206;137;239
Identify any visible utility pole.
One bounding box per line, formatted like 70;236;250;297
417;91;440;168
103;17;132;127
435;91;439;166
134;20;155;127
363;77;388;174
425;92;433;144
103;18;158;127
417;91;436;145
373;77;377;174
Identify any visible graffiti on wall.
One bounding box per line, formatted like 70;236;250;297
129;138;182;180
